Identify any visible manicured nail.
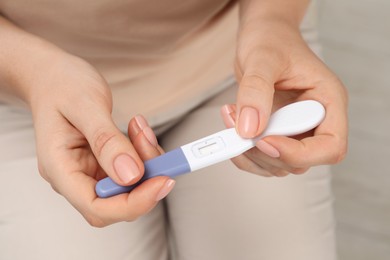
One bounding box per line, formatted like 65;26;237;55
238;106;259;138
256;140;280;158
143;126;158;147
135;115;149;130
135;115;158;147
156;179;176;201
221;104;235;127
113;154;140;183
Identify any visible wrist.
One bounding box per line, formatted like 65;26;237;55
0;16;71;106
239;0;309;31
11;44;71;104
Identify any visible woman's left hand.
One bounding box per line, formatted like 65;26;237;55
221;19;348;177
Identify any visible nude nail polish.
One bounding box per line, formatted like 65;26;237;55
114;154;140;183
135;115;158;147
135;115;149;130
143;127;158;147
238;106;259;138
156;179;176;201
221;104;235;128
256;140;280;158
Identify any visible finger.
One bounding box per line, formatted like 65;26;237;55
221;104;291;176
230;154;273;177
234;59;243;82
235;51;285;138
92;176;174;226
263;134;347;169
54;167;174;227
128;115;165;161
220;104;237;128
259;91;348;167
244;146;308;175
63;98;144;186
44;114;175;226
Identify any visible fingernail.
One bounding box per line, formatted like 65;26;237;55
143;126;158;147
221;104;235;127
135;115;158;147
134;115;149;130
256;140;280;158
156;179;176;201
238;106;259;138
222;104;234;114
114;154;140;183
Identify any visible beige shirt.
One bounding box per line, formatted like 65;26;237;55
0;0;238;129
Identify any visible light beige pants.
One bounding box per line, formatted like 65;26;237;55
0;86;336;260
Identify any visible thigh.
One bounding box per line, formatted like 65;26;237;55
0;104;168;260
160;87;336;260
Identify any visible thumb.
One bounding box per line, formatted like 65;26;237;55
65;102;144;186
235;53;282;138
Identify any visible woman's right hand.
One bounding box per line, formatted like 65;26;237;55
24;52;174;227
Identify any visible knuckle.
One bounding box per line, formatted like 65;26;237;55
285;151;311;169
126;216;139;222
235;162;253;173
283;156;305;169
37;159;61;194
126;206;151;221
252;167;273;177
290;167;309;175
241;74;274;92
50;184;61;195
84;214;106;228
332;142;348;164
91;129;117;157
231;158;246;172
246;164;263;175
272;169;289;177
232;157;272;176
234;162;246;171
326;136;348;164
234;60;243;81
37;161;49;181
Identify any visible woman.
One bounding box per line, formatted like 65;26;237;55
0;0;347;259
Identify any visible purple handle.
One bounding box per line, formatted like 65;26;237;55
95;148;190;198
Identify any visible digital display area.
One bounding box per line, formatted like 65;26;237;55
198;142;219;156
191;137;225;158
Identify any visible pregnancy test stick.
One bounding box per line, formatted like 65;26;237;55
96;100;325;198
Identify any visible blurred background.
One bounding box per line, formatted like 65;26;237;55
318;0;390;259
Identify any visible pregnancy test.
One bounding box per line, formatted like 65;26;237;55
96;100;325;198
